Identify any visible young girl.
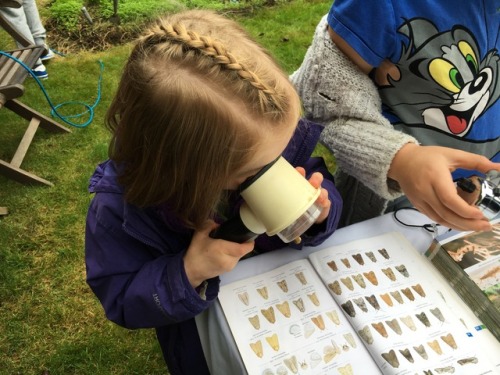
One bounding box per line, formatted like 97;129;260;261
85;9;342;374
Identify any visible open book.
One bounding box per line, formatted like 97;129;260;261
425;219;500;341
218;232;500;375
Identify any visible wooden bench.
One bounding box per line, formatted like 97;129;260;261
0;47;71;186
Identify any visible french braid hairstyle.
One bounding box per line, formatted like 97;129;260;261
106;9;301;229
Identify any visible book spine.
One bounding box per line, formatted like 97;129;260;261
428;247;500;341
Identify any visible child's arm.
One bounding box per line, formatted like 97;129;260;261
292;15;495;232
85;196;223;329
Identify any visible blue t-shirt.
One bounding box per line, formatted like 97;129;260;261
328;0;500;178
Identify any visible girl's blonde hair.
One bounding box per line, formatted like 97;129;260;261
106;9;300;228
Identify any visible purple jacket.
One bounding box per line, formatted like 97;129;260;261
85;119;342;374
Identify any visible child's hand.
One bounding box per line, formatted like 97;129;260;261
183;221;254;288
296;167;331;224
389;144;494;231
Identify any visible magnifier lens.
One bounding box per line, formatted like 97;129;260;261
276;200;322;243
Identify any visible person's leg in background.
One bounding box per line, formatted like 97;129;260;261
0;4;34;47
0;1;49;78
21;0;51;60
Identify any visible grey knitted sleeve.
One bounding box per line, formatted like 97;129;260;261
290;15;418;200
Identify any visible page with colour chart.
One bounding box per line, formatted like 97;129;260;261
308;231;500;375
218;258;382;375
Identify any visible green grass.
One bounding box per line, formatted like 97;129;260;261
0;1;332;373
235;0;330;73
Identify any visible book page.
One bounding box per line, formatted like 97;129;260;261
308;232;499;375
436;219;500;307
218;259;382;375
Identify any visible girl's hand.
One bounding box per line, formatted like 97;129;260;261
296;167;331;224
183;221;254;288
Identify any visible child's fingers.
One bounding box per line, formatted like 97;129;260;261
316;188;329;206
295;168;323;189
315;188;331;223
308;172;324;188
295;167;306;177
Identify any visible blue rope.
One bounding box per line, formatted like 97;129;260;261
48;47;66;58
0;50;103;128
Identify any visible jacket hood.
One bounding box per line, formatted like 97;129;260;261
88;160;124;194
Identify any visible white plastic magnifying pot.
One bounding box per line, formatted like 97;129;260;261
211;156;322;243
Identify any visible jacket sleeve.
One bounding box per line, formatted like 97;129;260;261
255;118;343;251
290;15;418;201
85;193;219;330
